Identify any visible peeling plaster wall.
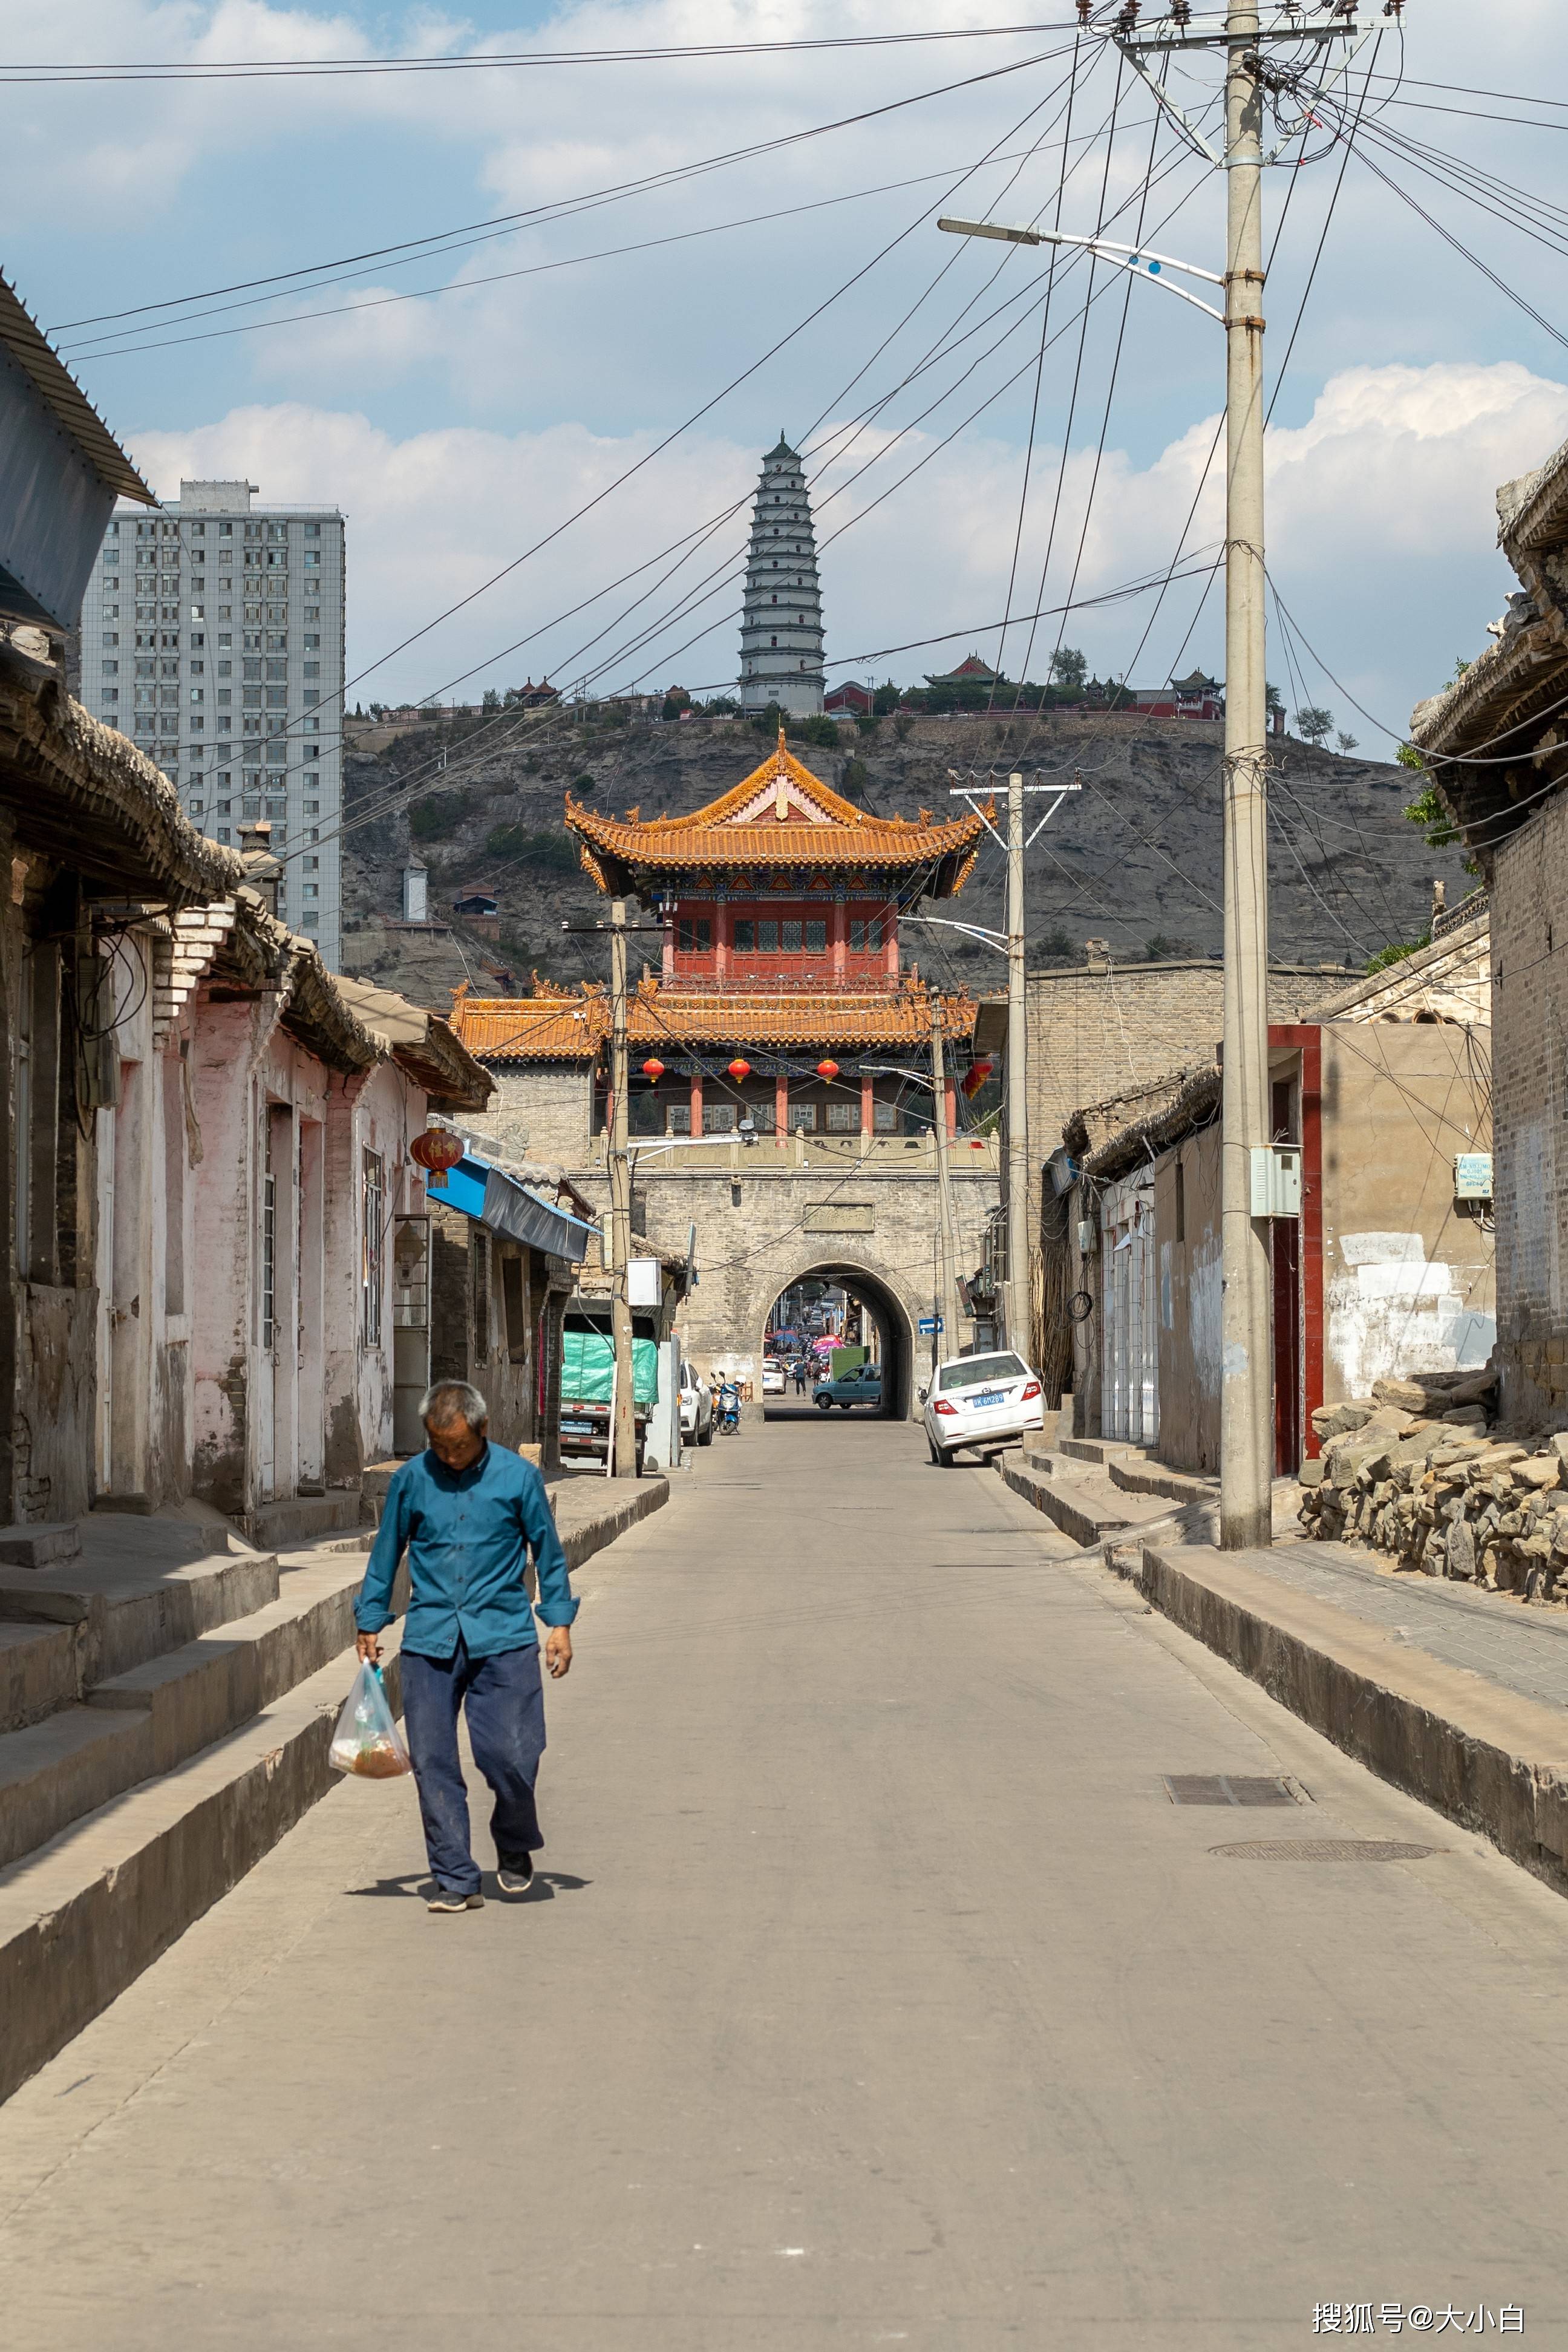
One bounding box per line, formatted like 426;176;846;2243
1319;1025;1495;1406
1490;800;1568;1425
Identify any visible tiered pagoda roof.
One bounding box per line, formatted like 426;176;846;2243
446;975;979;1065
564;731;987;900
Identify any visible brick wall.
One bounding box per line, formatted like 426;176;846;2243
475;1065;593;1165
1024;958;1352;1161
1492;802;1568;1426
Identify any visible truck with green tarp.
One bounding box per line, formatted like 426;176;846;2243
558;1307;660;1469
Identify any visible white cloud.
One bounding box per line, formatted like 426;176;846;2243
123;355;1568;745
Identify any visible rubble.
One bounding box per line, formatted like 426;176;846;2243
1297;1364;1568;1602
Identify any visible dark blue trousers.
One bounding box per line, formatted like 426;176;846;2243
401;1637;546;1896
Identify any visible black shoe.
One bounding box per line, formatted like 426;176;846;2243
496;1857;535;1895
428;1887;483;1913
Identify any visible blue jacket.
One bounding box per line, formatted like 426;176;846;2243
354;1443;577;1661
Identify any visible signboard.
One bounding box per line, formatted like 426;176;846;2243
804;1203;874;1234
918;1316;944;1334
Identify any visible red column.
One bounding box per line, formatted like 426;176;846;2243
715;901;730;984
885;916;899;980
775;1068;788;1148
944;1071;956;1139
860;1069;874;1141
832;900;847;981
662;907;675;981
690;1071;703;1137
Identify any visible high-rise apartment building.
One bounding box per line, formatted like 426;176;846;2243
77;479;345;967
738;436;825;717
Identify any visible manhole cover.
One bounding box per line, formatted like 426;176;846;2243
1209;1839;1441;1862
1164;1774;1307;1807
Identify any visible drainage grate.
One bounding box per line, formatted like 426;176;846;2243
1209;1839;1440;1863
1163;1774;1306;1808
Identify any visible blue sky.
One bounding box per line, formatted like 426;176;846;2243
7;1;1568;744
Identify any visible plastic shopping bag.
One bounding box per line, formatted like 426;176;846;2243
328;1662;413;1779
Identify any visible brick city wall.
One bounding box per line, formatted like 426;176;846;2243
1024;958;1355;1161
483;1064;593;1165
1491;801;1568;1428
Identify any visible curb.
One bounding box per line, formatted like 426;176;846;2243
1124;1540;1568;1900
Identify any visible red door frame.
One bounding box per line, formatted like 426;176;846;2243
1267;1024;1325;1457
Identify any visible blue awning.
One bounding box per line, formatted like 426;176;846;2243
426;1152;599;1263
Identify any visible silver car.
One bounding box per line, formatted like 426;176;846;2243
921;1351;1044;1465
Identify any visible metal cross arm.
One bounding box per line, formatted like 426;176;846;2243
561;918;670;933
938;220;1224;324
948;779;1080;851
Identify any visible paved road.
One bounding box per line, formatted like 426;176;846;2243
3;1418;1567;2348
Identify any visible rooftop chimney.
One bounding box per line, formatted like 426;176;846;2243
238;819;281;918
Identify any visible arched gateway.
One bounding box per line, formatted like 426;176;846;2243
447;731;1001;1415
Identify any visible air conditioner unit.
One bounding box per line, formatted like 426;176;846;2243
1249;1145;1302;1218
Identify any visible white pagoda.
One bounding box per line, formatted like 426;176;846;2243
738;435;825;717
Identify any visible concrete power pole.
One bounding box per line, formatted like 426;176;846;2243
607;899;638;1480
930;992;961;1368
1004;769;1031;1363
1218;1;1275;1550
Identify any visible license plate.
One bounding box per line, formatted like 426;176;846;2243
561;1420;596;1434
970;1391;1004;1409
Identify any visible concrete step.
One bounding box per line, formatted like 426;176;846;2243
0;1621;81;1736
1056;1437;1137;1468
248;1492;364;1549
0;1527;278;1687
0;1632;407;2108
83;1555;370;1778
1107;1455;1218;1508
0;1523;81;1570
997;1452;1179;1549
0;1705;154;1872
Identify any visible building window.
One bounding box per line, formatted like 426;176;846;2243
667;1103;691;1137
781;920;802;953
702;1103;737;1135
826;1100;858;1132
362;1149;385;1346
788;1102;817;1133
874;1098;898;1133
677;917;712;954
103;658;119;676
804;918;826;954
849;916;883;952
755;920;779;954
733;918;754;952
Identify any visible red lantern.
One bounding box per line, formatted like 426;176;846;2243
728;1057;752;1080
641;1057;666;1081
961;1056;995;1100
409;1126;464;1173
816;1058;840;1081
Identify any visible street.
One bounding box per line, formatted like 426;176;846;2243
2;1417;1565;2348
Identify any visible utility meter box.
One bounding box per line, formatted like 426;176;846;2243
1249;1145;1302;1218
1454;1152;1494;1202
627;1256;662;1308
1076;1218;1097;1255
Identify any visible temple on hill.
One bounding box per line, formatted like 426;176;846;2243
446;730;990;1148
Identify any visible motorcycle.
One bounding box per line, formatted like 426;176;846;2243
716;1381;742;1435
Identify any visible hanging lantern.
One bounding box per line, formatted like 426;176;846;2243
727;1057;752;1081
816;1058;840;1082
409;1126;464;1173
961;1056;995;1100
641;1057;666;1082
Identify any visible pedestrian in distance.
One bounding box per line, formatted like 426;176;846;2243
792;1359;806;1396
354;1380;577;1914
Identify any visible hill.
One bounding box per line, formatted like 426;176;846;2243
337;704;1475;1006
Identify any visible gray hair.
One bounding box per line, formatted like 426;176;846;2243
420;1380;489;1432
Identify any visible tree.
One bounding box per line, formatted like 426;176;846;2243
661;686;691;721
840;756;869;802
1266;682;1284;717
482;687;501;712
1335;730;1359;755
872;679;903;716
1294;705;1333;745
1049;646;1087;691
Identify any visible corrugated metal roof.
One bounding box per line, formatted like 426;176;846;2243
0;275;155;505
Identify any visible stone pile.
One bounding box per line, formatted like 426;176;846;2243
1297;1366;1568;1602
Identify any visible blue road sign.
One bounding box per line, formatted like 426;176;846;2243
918;1316;944;1334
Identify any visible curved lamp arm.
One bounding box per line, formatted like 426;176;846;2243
937;217;1225;325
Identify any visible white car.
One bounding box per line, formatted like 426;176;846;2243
921;1350;1044;1465
678;1360;713;1447
762;1357;786;1396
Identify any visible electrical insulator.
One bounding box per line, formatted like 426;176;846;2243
1171;0;1191;22
1382;0;1403;15
1076;0;1091;21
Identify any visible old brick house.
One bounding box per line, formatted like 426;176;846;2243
1411;430;1568;1431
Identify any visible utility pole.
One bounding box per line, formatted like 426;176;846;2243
1218;0;1275;1549
1005;769;1030;1364
607;898;638;1479
930;992;961;1370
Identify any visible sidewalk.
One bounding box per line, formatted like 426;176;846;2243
998;1434;1568;1894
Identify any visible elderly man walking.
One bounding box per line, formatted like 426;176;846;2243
354;1380;577;1913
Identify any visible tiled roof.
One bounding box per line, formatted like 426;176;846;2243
446;978;979;1063
564;731;985;893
